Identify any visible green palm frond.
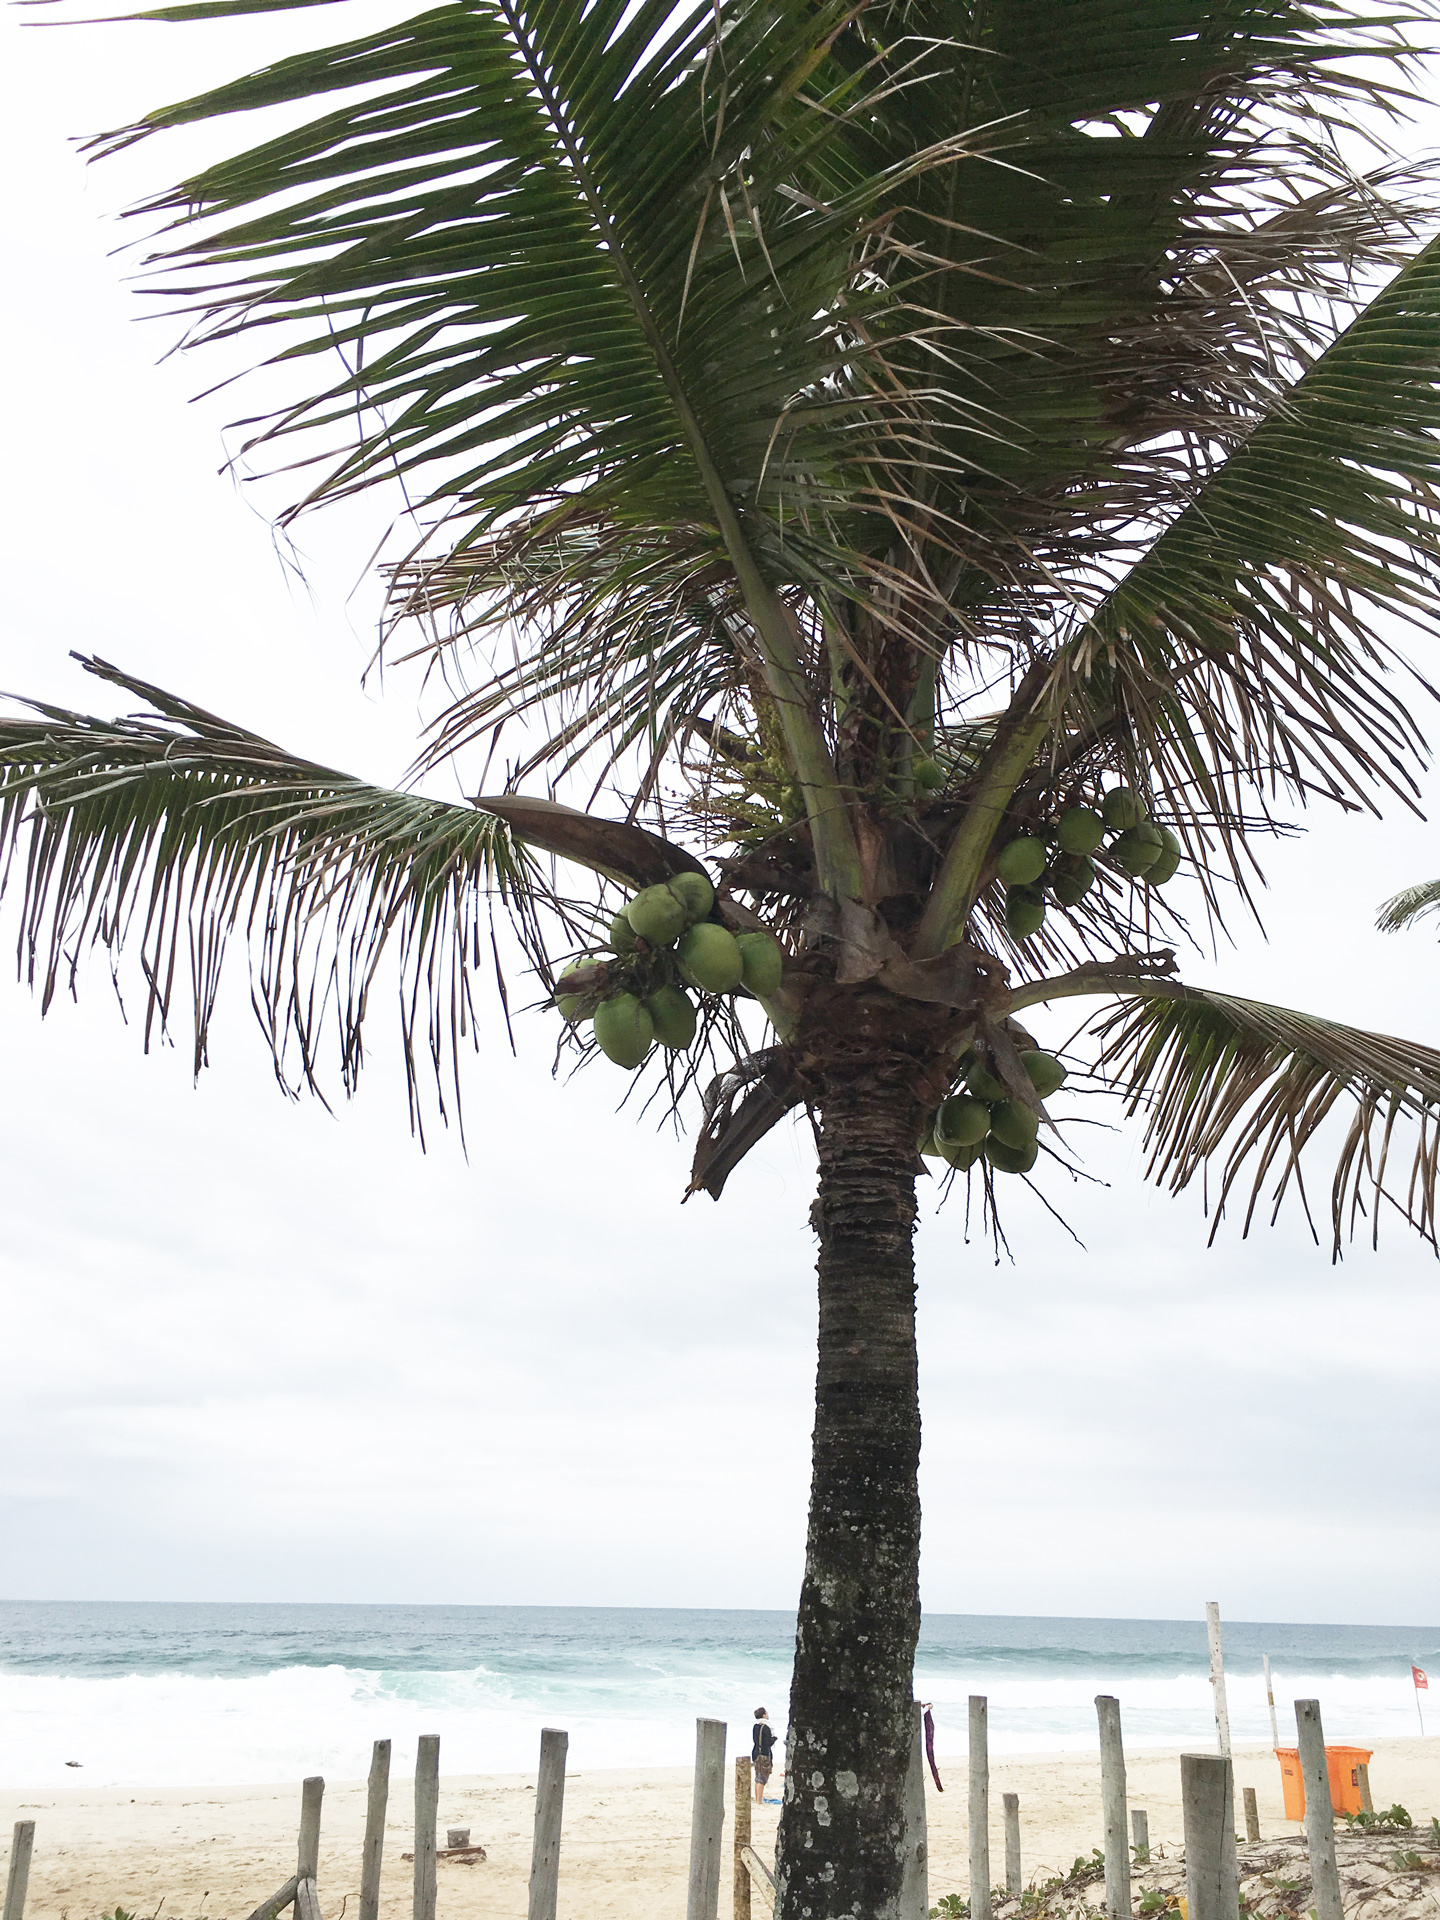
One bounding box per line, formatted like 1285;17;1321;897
1377;877;1440;932
0;658;544;1124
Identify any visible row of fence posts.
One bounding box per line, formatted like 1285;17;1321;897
2;1688;1357;1920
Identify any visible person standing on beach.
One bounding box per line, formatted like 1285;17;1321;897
752;1707;777;1803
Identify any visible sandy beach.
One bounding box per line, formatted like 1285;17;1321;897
5;1737;1436;1920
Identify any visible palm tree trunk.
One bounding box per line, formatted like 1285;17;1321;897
774;1054;923;1919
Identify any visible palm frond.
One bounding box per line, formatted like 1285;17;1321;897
1377;877;1440;932
0;657;546;1129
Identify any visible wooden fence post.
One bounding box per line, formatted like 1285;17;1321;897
688;1718;727;1920
734;1757;753;1920
360;1739;390;1920
1182;1753;1239;1920
1295;1701;1342;1920
1132;1810;1150;1863
3;1822;34;1920
1357;1764;1373;1817
969;1695;991;1920
1003;1793;1021;1895
1243;1786;1260;1843
413;1735;439;1920
1206;1605;1232;1759
297;1777;324;1882
528;1727;568;1920
1096;1696;1130;1920
901;1702;928;1920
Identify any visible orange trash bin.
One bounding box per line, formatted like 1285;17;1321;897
1274;1746;1373;1819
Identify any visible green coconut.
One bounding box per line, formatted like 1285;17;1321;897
1145;826;1182;886
625;883;688;946
735;929;785;997
996;836;1047;887
986;1134;1039;1175
941;1137;986;1172
677;921;744;993
989;1099;1040;1151
670;870;715;922
555;966;592;1022
1111;821;1164;876
913;756;945;792
1056;805;1106;856
966;1059;1008;1102
1005;885;1046;939
645;985;697;1050
1049;857;1096;906
935;1094;991;1149
592;993;654;1068
1019;1049;1067;1099
608;910;638;955
1101;786;1147;830
918;1125;944;1159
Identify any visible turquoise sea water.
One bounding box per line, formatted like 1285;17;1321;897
0;1604;1432;1789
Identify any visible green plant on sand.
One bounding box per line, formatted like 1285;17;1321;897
8;6;1440;1916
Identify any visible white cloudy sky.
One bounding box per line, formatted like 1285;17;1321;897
1;3;1437;1627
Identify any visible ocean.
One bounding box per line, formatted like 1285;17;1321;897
0;1605;1432;1790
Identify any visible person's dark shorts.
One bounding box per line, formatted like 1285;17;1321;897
754;1754;772;1785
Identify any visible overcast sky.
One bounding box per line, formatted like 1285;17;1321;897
2;3;1437;1627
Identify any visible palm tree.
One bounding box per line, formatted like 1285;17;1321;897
8;3;1440;1911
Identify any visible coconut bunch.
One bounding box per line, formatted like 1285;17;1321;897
552;870;785;1069
994;788;1182;941
919;1048;1068;1178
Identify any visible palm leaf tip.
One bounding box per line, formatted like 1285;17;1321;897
1376;878;1440;933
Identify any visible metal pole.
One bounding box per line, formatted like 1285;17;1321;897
687;1718;727;1920
528;1727;568;1920
901;1702;929;1920
297;1776;324;1881
1295;1701;1342;1920
1243;1786;1260;1843
1096;1697;1130;1920
1131;1810;1150;1864
360;1740;390;1920
1003;1793;1021;1896
1263;1656;1279;1750
413;1735;439;1920
1181;1753;1239;1920
734;1757;753;1920
1206;1604;1232;1759
969;1696;991;1920
3;1823;35;1920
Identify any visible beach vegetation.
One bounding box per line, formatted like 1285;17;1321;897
6;3;1440;1915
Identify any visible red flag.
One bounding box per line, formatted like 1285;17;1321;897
1414;1665;1429;1690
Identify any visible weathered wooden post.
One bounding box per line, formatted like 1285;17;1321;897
1263;1656;1279;1750
360;1739;390;1920
1003;1793;1021;1895
3;1822;34;1920
1295;1701;1342;1920
1357;1764;1373;1817
901;1702;928;1920
734;1756;753;1920
1181;1754;1239;1920
528;1728;568;1920
688;1718;727;1920
297;1776;324;1881
1206;1604;1232;1759
413;1735;440;1920
1132;1809;1150;1863
1096;1696;1130;1920
1243;1786;1260;1842
970;1695;991;1920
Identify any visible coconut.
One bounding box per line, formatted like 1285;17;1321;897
913;756;945;792
1145;826;1182;885
645;985;697;1050
996;836;1047;887
1019;1049;1067;1099
935;1094;990;1149
986;1135;1039;1175
1005;885;1046;939
918;1125;944;1159
677;921;744;993
989;1099;1040;1151
555;967;592;1022
735;930;785;997
670;871;715;922
592;993;654;1068
1101;786;1147;830
1056;805;1106;855
1049;857;1096;906
608;912;637;954
941;1137;986;1172
965;1059;1007;1102
1111;821;1164;875
625;883;688;946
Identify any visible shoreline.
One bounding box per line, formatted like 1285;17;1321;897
4;1738;1435;1918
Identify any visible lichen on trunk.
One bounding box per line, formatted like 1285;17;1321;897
776;1046;924;1920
